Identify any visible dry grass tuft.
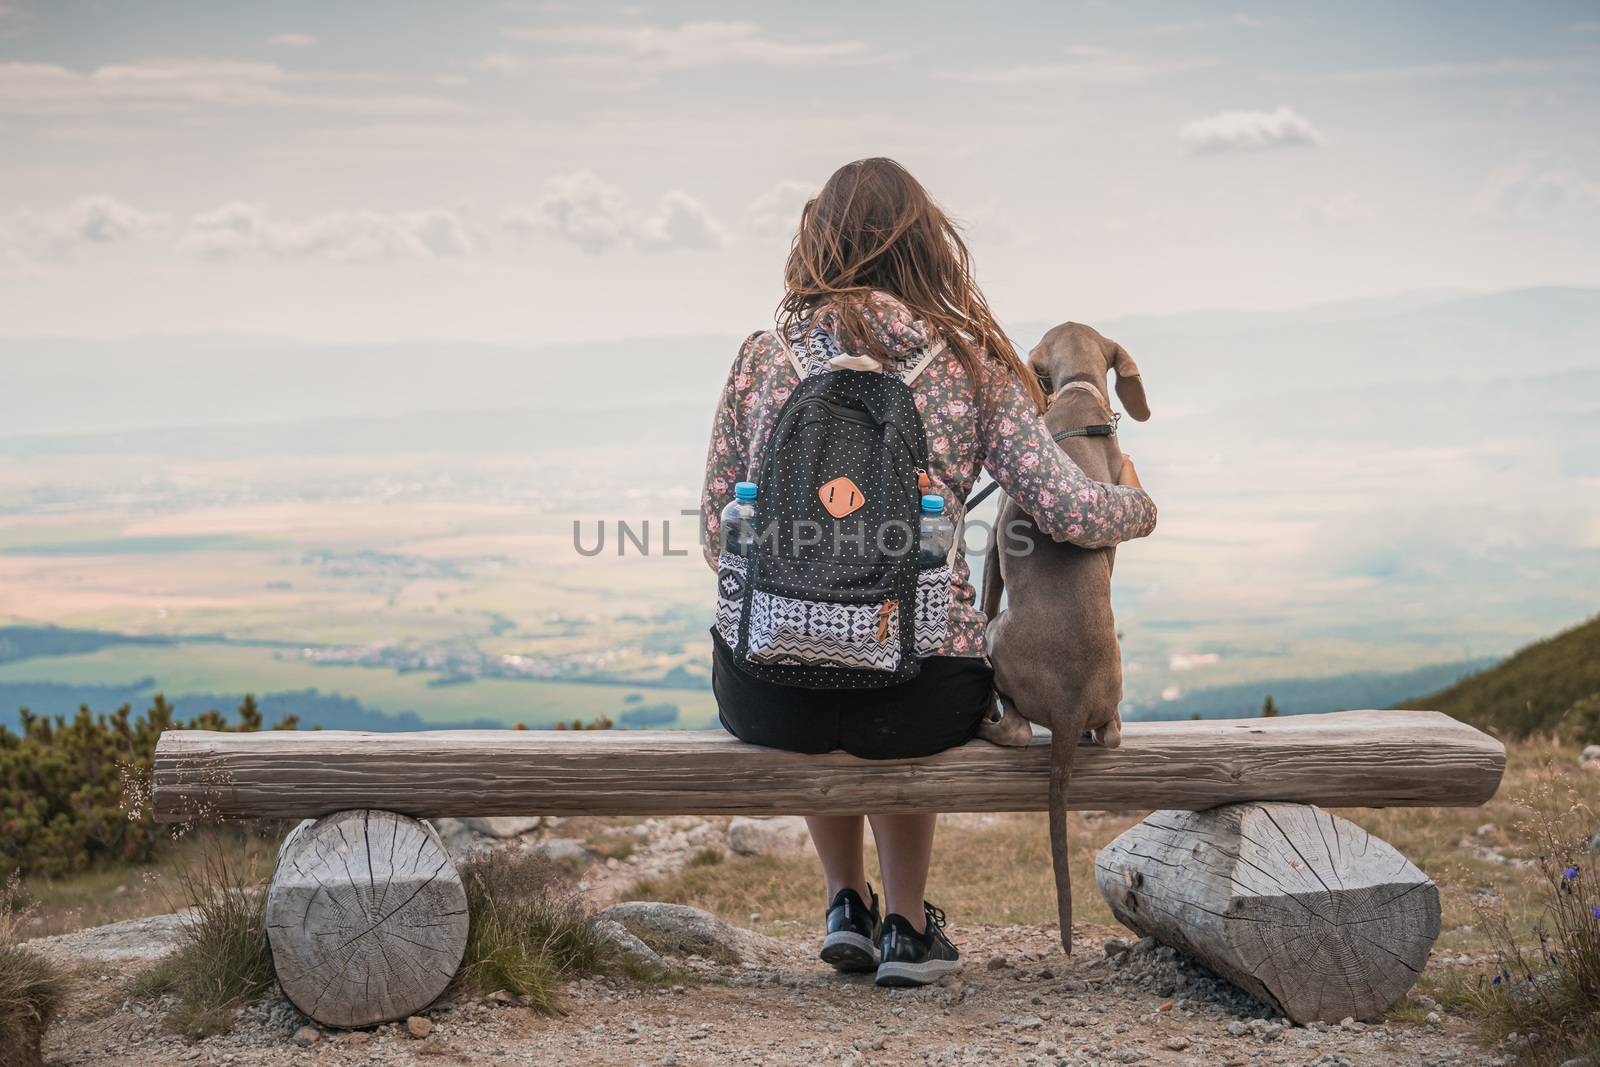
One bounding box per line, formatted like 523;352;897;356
129;840;275;1039
456;848;662;1014
1;873;69;1067
1433;764;1600;1065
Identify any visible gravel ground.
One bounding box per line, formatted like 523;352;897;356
38;919;1500;1067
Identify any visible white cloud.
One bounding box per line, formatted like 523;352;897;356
948;45;1207;86
747;179;815;238
476;52;525;75
504;171;726;253
1473;162;1600;226
1568;20;1600;33
635;191;725;251
0;60;460;116
505;20;869;70
1179;106;1321;154
1229;13;1265;28
267;33;316;48
1297;192;1365;227
2;195;168;262
182;203;479;261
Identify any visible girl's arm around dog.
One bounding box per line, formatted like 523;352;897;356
975;366;1156;549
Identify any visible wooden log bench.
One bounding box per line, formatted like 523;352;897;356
151;709;1505;1028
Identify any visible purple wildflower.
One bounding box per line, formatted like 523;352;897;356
1562;865;1579;880
1491;975;1502;987
1592;905;1600;920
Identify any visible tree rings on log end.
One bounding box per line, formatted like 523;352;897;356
266;809;468;1028
1094;802;1440;1024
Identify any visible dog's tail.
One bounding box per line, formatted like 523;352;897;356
1048;726;1079;954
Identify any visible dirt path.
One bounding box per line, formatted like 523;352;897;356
38;916;1489;1067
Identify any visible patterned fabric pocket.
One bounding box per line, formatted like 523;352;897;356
746;590;903;672
914;563;951;655
714;551;748;647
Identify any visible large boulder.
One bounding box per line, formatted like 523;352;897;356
726;816;810;857
592;918;667;973
596;902;784;964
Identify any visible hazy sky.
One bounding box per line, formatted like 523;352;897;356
2;1;1597;343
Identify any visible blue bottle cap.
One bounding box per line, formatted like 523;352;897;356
734;481;758;501
920;494;945;514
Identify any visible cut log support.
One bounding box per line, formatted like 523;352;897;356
1094;802;1439;1024
153;709;1505;822
266;809;468;1028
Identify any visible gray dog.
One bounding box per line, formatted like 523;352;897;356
976;322;1150;952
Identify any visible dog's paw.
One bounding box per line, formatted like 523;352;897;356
977;705;1034;748
1092;714;1123;750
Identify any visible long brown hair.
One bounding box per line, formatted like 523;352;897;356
778;158;1046;412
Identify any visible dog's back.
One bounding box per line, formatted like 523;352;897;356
983;396;1124;735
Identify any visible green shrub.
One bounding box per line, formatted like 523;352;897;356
0;695;295;878
0;874;69;1067
1557;693;1600;746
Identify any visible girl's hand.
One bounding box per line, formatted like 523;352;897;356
1117;455;1142;490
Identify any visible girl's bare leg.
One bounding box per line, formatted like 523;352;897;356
805;815;870;901
868;813;937;932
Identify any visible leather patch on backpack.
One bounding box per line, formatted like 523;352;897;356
819;476;866;518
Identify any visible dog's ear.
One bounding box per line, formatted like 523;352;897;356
1026;342;1053;396
1107;341;1150;422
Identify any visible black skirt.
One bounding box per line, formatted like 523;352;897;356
711;631;992;760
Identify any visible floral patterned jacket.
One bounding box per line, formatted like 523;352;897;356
700;292;1157;659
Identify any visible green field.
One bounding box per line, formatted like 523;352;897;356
0;643;717;729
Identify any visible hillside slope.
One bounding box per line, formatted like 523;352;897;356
1400;612;1600;738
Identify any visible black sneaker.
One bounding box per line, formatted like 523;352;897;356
819;885;881;972
875;902;961;986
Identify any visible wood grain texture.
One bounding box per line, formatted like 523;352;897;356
153;710;1505;823
266;809;468;1028
1094;802;1440;1023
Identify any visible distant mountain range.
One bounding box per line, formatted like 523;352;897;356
1125;657;1497;722
2;286;1597;444
1399;612;1600;739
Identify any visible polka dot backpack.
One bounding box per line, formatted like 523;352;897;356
714;324;952;689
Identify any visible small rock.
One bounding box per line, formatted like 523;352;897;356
460;816;543;839
1475;823;1496;837
1582;744;1600;763
986;955;1012;971
489;989;518;1005
1425;1011;1441;1026
1165;1036;1190;1051
725;816;810;856
528;838;592;866
290;1026;319;1047
405;1016;433;1039
593;918;667;972
1102;938;1131;959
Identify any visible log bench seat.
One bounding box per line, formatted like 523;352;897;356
149;708;1505;1029
153;709;1504;823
